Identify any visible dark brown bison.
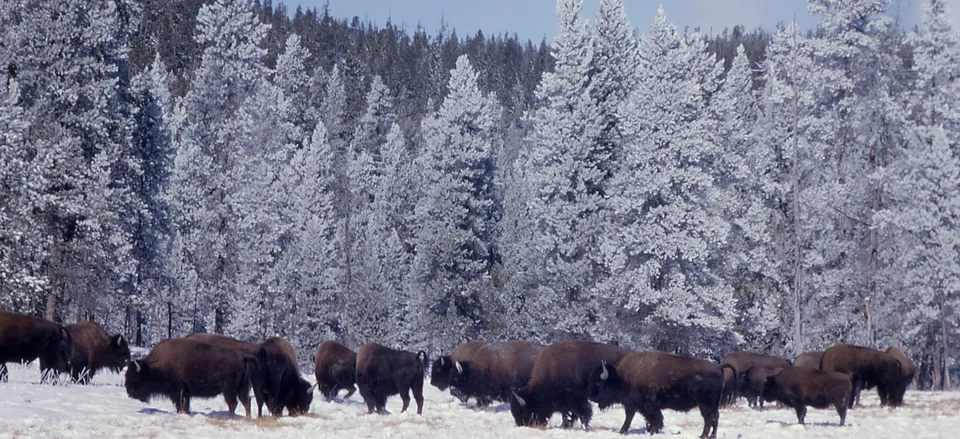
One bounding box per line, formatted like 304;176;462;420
719;351;791;406
509;340;629;429
124;338;256;417
431;340;488;403
314;341;357;401
794;351;824;369
355;343;427;415
65;321;130;384
886;346;915;394
447;340;544;404
761;367;853;426
820;344;905;407
742;366;784;408
587;351;735;438
185;333;267;416
0;310;73;383
256;337;314;416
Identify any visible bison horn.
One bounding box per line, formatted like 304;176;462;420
308;383;318;393
133;360;141;373
440;357;445;367
455;361;463;374
513;392;526;407
600;360;609;381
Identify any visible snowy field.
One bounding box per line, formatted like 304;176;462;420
0;361;957;439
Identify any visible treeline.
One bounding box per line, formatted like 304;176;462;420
1;0;956;390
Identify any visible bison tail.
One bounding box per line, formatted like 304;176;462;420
59;326;75;369
719;363;738;408
417;351;428;377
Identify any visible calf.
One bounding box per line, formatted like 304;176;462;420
431;340;488;404
509;340;629;429
820;344;904;407
355;343;427;415
65;321;130;384
0;310;73;383
448;340;544;404
124;338;256;417
588;351;735;438
256;337;314;416
761;367;853;426
185;333;267;416
314;340;357;401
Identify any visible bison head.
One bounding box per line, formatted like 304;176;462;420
124;360;153;403
587;360;620;411
509;387;551;427
104;335;131;373
431;355;455;390
285;378;315;416
449;361;471;389
760;375;781;403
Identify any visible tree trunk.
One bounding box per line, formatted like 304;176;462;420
942;311;952;389
167;301;173;339
44;237;61;323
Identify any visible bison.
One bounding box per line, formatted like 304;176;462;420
794;351;824;369
185;333;267;416
447;340;544;404
587;351;736;438
431;340;488;404
509;340;629;429
741;366;784;408
0;310;73;383
65;321;130;384
886;346;915;399
314;340;357;401
356;343;427;415
124;338;256;417
719;351;791;406
761;367;853;426
256;337;314;416
820;344;905;407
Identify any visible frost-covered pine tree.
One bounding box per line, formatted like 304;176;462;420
602;8;736;355
274;34;315;130
168;0;272;335
875;0;959;389
807;0;908;346
413;55;502;352
518;0;610;342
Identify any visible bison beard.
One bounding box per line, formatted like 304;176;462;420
587;351;734;438
355;343;427;415
314;341;358;402
509;340;629;429
123;338;256;417
430;340;489;405
820;344;905;408
66;321;130;384
761;367;853;426
0;310;74;384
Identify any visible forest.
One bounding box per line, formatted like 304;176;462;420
0;0;956;390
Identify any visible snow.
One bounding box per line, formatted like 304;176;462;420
1;361;957;438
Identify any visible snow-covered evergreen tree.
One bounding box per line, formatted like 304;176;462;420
413;55;502;352
876;0;959;389
602;7;737;355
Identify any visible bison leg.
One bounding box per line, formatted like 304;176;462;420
0;363;7;383
698;405;719;439
575;398;593;429
412;377;425;415
836;402;847;426
397;383;412;413
224;389;239;418
794;405;806;424
239;387;252;418
619;407;638;435
343;385;356;400
643;409;665;435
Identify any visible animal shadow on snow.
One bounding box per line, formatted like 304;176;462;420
460;402;510;413
765;419;849;428
135;408;244;420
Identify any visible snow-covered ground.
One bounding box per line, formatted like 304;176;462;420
0;361;957;438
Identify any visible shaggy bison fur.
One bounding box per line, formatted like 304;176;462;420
820;344;905;407
886;347;915;390
588;351;736;438
793;351;824;369
761;367;853;426
448;340;544;404
508;340;629;429
431;340;488;404
355;343;427;415
65;321;130;384
256;337;314;416
124;338;256;417
185;333;267;416
314;341;357;401
0;310;73;383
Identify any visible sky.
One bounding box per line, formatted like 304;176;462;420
283;0;956;43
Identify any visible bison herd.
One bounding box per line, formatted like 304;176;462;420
0;310;920;437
